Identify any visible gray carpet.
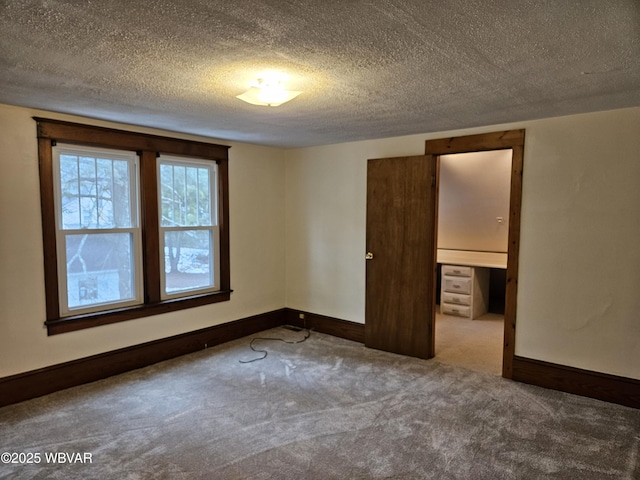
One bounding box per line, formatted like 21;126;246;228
1;327;639;479
435;311;504;376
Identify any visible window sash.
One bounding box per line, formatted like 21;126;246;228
158;157;218;227
54;144;140;229
159;226;221;298
58;230;143;315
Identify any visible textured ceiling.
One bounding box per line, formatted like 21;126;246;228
1;0;639;148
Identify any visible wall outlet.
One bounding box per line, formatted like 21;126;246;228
299;313;305;320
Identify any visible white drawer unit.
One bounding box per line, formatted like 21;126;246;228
440;264;490;319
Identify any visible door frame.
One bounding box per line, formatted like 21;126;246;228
425;129;525;378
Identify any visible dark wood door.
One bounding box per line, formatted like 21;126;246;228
364;155;438;359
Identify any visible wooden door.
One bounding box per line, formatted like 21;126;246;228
364;155;438;359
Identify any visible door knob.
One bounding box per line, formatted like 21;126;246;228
365;252;374;260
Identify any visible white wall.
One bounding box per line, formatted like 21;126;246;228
0;104;286;377
284;107;640;380
283;136;429;321
438;150;512;253
516;108;640;377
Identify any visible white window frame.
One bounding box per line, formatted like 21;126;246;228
157;155;220;300
52;144;143;316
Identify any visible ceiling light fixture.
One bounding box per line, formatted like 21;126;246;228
236;77;302;107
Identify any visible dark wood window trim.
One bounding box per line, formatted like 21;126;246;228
35;118;232;335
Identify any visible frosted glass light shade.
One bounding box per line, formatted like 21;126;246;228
236;78;301;107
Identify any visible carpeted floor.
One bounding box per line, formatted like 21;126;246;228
435;311;504;376
1;327;639;479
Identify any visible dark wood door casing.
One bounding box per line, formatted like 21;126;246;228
425;130;525;378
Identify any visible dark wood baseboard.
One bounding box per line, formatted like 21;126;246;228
0;309;285;408
284;308;365;343
512;356;640;409
3;309;638;410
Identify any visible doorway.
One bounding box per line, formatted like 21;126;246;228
435;149;512;375
364;130;524;379
426;130;524;378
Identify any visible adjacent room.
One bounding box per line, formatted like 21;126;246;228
1;1;639;478
435;149;512;375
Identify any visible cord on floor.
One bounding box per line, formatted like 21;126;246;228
239;326;312;363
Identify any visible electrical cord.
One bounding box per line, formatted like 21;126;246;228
239;326;311;363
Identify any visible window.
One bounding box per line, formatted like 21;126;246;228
36;118;231;335
158;156;219;298
53;145;143;315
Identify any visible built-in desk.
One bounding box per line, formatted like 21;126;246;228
436;249;507;269
436;250;507;316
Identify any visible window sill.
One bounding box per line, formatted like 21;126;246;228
45;290;233;335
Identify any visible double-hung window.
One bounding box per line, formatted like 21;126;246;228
158;156;220;298
36;118;231;335
53;145;143;315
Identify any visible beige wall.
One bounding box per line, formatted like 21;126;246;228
285;107;640;380
438;150;512;253
2;102;639;382
0;104;286;377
